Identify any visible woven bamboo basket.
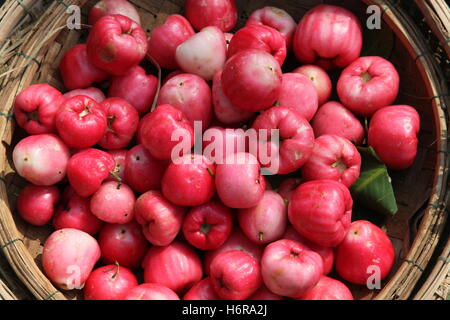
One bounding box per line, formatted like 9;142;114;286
0;0;449;300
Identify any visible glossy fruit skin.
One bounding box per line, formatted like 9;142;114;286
246;6;296;51
210;250;262;300
138;104;194;161
288;180;353;247
157;73;213;129
248;285;284;300
98;221;149;270
108;65;157;116
262;239;323;298
63;87;106;103
238;190;287;244
202;126;248;164
17;184;60;226
221;49;282;112
125;283;180;300
293;64;332;105
185;0;237;32
297;276;354;300
83;264;138;300
204;229;264;275
53;191;104;235
227;25;287;66
215;152;266;209
13;134;70;186
59;44;109;90
97;97;139;150
124;145;166;193
90;181;135;224
14;84;63;135
143;241;203;294
87;14;147;76
311;101;365;145
252;106;315;174
42;228;101;290
56;95;107;149
277;73;319;121
277;178;302;203
182;201;233;250
337;56;400;116
183;277;220;300
293;5;362;70
301;135;361;187
175;26;227;81
368;105;420;170
162;154;216;207
105;149;127;182
66;148;115;197
134;190;185;246
211;70;254;125
335;220;395;285
88;0;141;25
146;14;195;70
283;226;334;275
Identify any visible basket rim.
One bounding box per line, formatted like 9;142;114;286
0;0;449;300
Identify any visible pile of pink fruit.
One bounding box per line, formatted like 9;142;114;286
11;0;420;300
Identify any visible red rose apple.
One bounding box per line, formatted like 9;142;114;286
183;277;220;300
63;87;106;103
185;0;237;31
17;184;60;226
297;275;353;300
125;283;180;300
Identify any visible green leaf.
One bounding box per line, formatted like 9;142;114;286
350;147;398;216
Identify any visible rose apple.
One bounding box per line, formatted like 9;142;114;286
88;0;141;25
293;5;362;70
105;149;127;182
87;14;147;75
227;25;287;66
63;87;106;103
13;134;70;186
59;44;109;90
98;221;149;270
211;70;254;125
183;277;220;300
246;6;296;51
210;250;262;300
53;190;103;235
175;26;227;81
125;283;180;300
134;190;185;246
143;241;203;294
42;228;100;290
288;179;352;247
335;220;395;285
277;178;302;203
368;105;420;170
221;49;282;112
84;264;138;300
157;73;213;128
97;97;139;150
146;14;195;70
90;181;135;224
66;148;115;197
14;84;63;134
261;239;323;298
204;229;264;275
108;65;158;115
337;56;400;116
301;135;361;187
202;126;248;164
162;154;216;206
17;184;60;226
182;201;233;250
238;190;287;244
56;95;107;149
297;276;353;300
311;101;365;145
225;32;233;48
138;104;194;161
251;106;315;174
185;0;237;31
248;285;284;300
293;64;332;105
277;73;319;121
215;152;266;208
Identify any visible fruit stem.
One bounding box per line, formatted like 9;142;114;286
258;232;264;242
109;170;122;183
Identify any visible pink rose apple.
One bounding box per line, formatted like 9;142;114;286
185;0;237;31
293;64;332;105
297;275;354;300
